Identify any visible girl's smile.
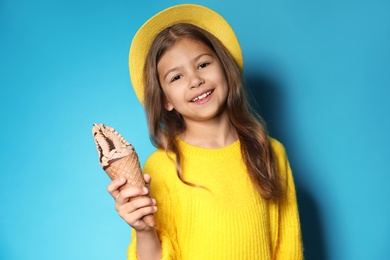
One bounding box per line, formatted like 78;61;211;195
190;90;214;103
157;37;229;123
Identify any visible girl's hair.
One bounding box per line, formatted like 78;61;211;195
143;23;282;200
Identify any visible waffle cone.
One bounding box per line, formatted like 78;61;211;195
105;154;156;227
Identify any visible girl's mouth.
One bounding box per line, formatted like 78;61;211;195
191;90;213;102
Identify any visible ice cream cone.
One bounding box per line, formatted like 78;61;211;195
104;154;156;227
92;123;156;227
104;154;145;189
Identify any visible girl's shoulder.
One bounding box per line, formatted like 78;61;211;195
145;147;176;164
268;137;287;158
143;148;176;181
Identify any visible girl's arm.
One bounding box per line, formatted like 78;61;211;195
127;151;181;259
107;175;162;260
270;139;303;260
276;156;303;259
136;228;162;260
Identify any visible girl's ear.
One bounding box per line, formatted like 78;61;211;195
164;97;174;111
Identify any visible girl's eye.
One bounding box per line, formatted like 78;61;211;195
170;75;181;82
198;62;210;69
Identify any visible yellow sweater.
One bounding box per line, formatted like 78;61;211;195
128;138;303;259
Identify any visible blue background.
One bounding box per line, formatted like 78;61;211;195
1;0;389;259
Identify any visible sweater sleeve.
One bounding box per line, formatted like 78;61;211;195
127;151;180;260
271;139;303;260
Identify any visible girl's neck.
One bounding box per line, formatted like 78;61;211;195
180;113;238;149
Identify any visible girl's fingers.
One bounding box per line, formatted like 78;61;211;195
119;202;157;229
107;174;156;231
143;173;151;192
106;176;127;199
116;195;157;230
115;186;149;206
119;196;156;213
143;173;151;184
129;207;157;225
107;174;151;201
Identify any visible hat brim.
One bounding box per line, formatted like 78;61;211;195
129;4;243;106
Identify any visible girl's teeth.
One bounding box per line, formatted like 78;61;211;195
192;91;211;102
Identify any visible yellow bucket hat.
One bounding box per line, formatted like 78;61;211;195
129;4;243;105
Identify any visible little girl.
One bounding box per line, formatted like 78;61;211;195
107;4;303;260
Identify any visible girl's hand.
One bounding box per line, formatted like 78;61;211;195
107;174;157;232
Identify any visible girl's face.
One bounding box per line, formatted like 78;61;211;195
157;38;229;124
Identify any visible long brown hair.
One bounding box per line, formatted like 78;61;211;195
143;23;282;199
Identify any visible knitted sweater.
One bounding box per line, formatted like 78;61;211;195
128;138;303;259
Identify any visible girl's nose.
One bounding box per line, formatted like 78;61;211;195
189;73;205;89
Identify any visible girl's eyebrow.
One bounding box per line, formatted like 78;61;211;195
163;66;180;81
193;53;213;63
162;53;213;81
